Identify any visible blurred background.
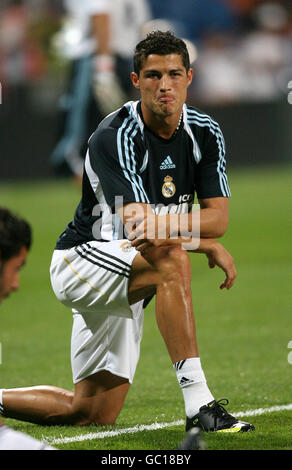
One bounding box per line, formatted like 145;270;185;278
0;0;291;181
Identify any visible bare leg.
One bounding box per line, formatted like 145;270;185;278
129;245;198;363
2;371;130;426
154;248;198;361
71;371;130;425
128;245;216;419
2;245;198;425
2;386;73;424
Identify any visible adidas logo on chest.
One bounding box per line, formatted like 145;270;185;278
160;156;176;170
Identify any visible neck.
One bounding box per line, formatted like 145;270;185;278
141;103;183;139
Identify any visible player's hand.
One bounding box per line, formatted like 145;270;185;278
127;212;171;248
130;239;156;253
205;242;237;290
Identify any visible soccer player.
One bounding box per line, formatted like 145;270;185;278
0;31;254;433
0;207;55;449
51;0;151;181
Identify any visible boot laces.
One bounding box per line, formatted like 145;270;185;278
206;399;237;427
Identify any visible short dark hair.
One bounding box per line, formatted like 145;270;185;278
133;30;190;75
0;207;32;263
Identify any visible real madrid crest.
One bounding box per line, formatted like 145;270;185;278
120;241;133;252
162;175;176;198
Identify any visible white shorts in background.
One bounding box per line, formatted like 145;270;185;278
50;240;144;384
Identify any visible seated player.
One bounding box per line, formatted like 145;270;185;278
0;207;55;450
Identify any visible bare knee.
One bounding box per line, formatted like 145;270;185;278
155;245;192;283
66;371;130;426
67;407;118;426
44;402;115;426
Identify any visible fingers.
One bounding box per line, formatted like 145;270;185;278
130;237;167;252
206;244;237;290
127;217;155;241
127;215;143;225
127;217;168;242
208;259;216;269
128;224;148;241
126;218;143;241
135;242;152;253
130;238;151;251
220;264;237;290
206;253;216;269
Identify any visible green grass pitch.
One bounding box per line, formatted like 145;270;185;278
0;165;291;451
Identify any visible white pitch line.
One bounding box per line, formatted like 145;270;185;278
47;403;292;445
233;403;292;417
48;420;183;445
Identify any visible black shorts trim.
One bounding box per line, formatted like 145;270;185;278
75;244;131;278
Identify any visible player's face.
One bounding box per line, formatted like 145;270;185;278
131;54;193;119
0;246;28;303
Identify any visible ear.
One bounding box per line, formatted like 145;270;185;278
131;72;140;89
187;68;193;87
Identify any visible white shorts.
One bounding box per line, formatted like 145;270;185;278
50;240;144;384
